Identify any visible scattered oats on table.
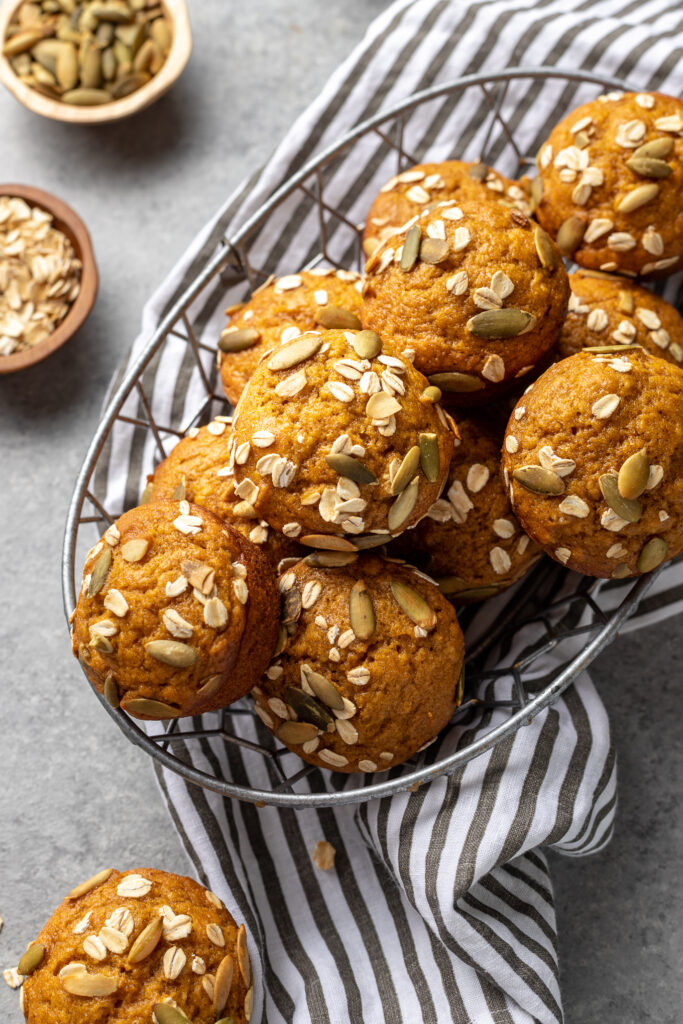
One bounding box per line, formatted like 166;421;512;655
0;196;81;356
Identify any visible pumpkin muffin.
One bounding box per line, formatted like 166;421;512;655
71;500;279;720
219;268;363;405
361;199;569;404
391;413;540;601
363;159;532;257
534;90;683;278
501;348;683;578
559;270;683;365
19;867;251;1024
150;418;304;569
229;328;456;547
253;555;465;773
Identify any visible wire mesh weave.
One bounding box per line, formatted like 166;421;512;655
62;67;658;808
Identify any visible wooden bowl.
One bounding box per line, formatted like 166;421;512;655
0;0;191;124
0;184;98;374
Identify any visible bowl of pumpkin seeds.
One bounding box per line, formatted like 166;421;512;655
0;0;191;123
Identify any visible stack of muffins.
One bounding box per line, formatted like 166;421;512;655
69;89;683;787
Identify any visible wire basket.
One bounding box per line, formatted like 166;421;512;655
62;67;660;808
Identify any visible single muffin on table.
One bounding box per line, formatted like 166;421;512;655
363;158;531;256
17;867;251;1024
149;417;304;570
253;554;465;773
501;348;683;578
559;269;683;365
229;327;457;548
71;500;279;720
218;268;363;405
361;199;569;404
391;412;540;601
533;90;683;277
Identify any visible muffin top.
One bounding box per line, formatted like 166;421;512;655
363;159;531;256
230;328;456;544
560;270;683;366
253;555;465;773
218;268;363;405
391;412;540;600
534;90;683;277
20;867;250;1024
71;500;279;718
151;419;304;569
501;348;683;578
361;199;569;395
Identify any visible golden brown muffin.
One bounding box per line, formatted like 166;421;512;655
150;418;304;570
501;349;683;578
229;328;456;546
559;270;683;365
361;199;569;404
391;413;540;600
534;90;683;278
219;268;363;405
363;159;532;256
71;500;279;720
19;867;251;1024
253;555;465;772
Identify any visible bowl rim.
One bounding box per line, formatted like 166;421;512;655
0;0;192;125
0;183;98;374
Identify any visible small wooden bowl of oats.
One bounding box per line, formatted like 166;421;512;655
0;184;98;374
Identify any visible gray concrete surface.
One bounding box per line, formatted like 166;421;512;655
0;2;680;1022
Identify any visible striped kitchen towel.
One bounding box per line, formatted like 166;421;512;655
91;1;683;1021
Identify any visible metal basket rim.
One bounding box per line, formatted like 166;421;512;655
62;64;655;808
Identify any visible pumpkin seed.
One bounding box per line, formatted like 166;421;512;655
632;137;674;160
451;583;503;601
101;46;117;81
55;40;78;88
18;943;44;976
435;575;465;595
421;385;442;403
637;537;668;573
618;448;650;499
388;477;419;532
611;563;631;579
390;445;421;494
62;87;111;104
281;587;302;625
123;697;179;719
128;916;163;964
89;633;113;654
512;465;565;495
466;308;535;339
302;666;344;710
140;482;153;504
285;687;334;729
468;161;488;181
599;473;642;523
350;329;382;359
90;1;135;22
419;433;440;483
277;720;319;745
237;924;251;986
171;478;185;501
556;215;586;255
617;290;635;314
420;238;449;264
80;39;101;88
110;70;150;98
78;643;92;666
529;176;543;212
534;225;556;270
88;547;112;597
400;224;421;271
616;183;660;213
133;37;156;72
214;954;235;1014
219;327;260;353
273;624;288;656
268;334;322;370
67;868;113;899
316;305;361;330
103;673;119;708
455;663;466;704
428;371;484;393
61;971;118;997
145;640;197;668
349;580;375;639
584;344;641;353
4;28;50;57
299;534;358;551
120;537;149;562
353;532;391;550
390;580;436;629
153;1006;191;1024
325;453;377;485
197;674;223;700
304;551;358;568
625;156;672;179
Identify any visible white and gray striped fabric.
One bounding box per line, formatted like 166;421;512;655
93;2;683;1021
